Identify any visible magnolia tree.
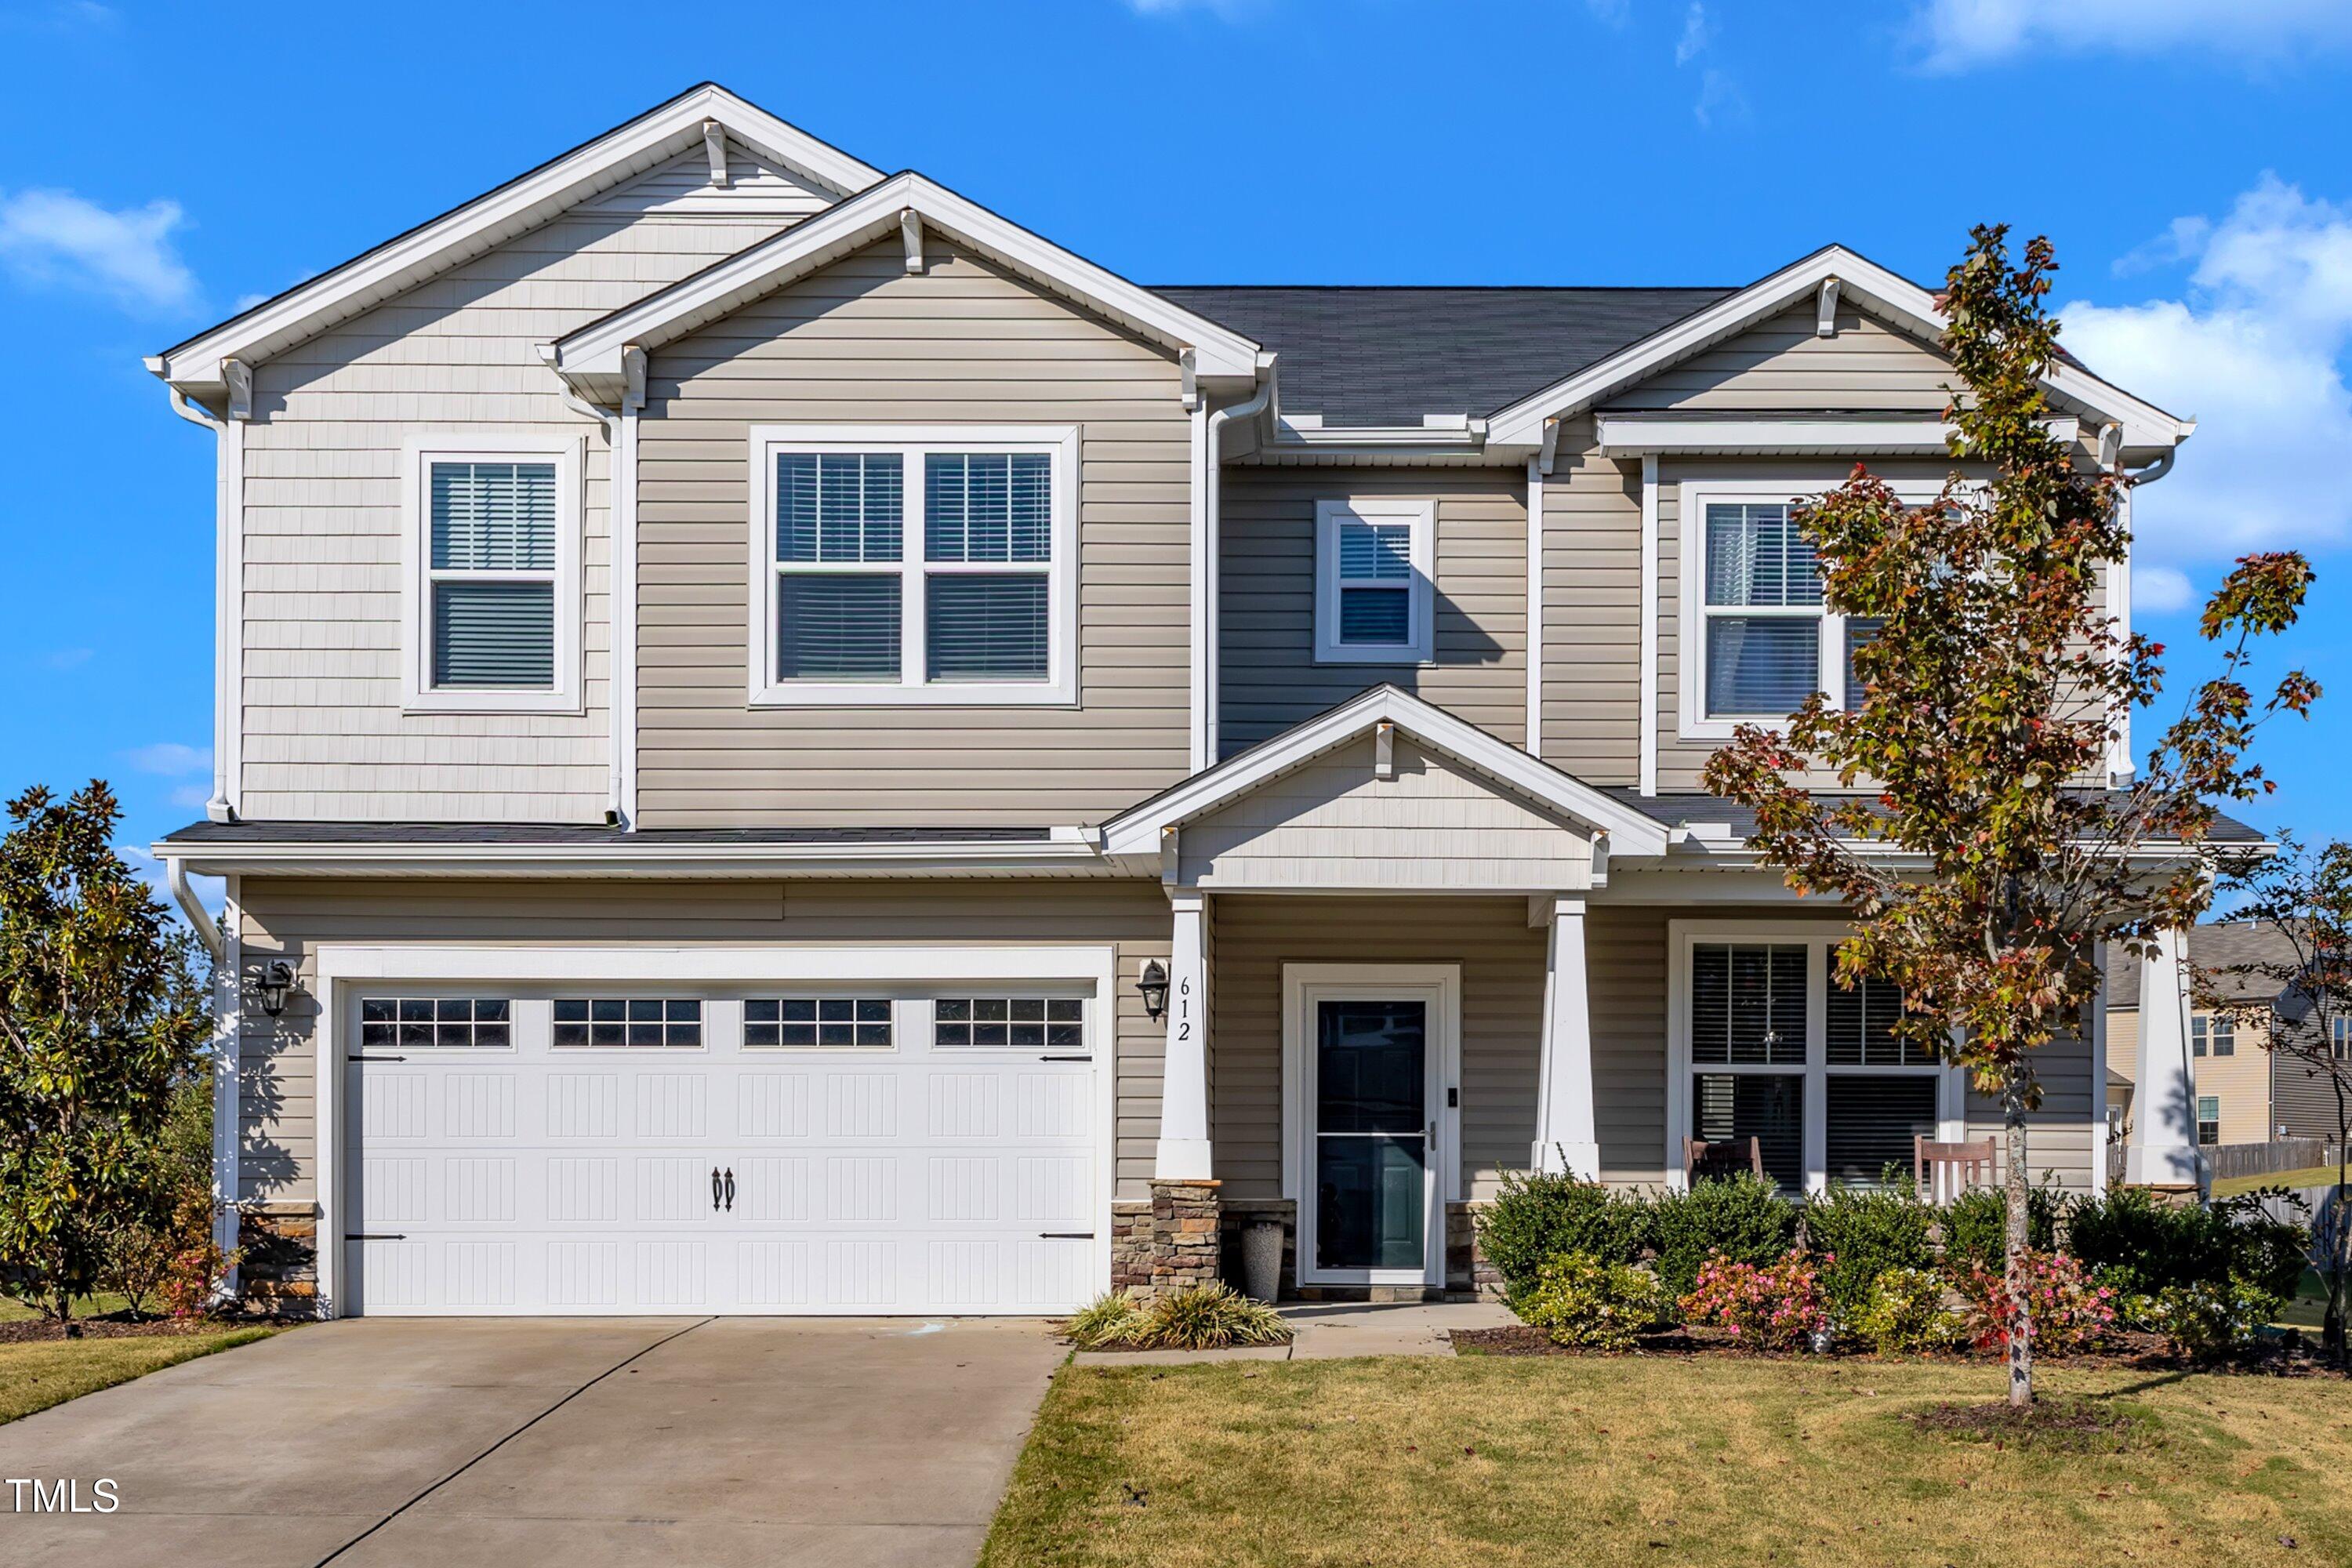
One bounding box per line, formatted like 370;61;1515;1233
0;782;212;1320
1701;227;2316;1407
2201;837;2352;1359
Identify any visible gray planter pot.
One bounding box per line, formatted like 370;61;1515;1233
1240;1219;1285;1303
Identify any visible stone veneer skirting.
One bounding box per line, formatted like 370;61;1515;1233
237;1201;321;1316
1109;1179;1223;1298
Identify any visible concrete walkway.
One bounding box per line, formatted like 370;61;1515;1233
1070;1299;1515;1365
0;1316;1062;1568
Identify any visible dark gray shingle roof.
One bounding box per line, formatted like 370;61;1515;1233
2108;920;2303;1011
1154;285;1734;429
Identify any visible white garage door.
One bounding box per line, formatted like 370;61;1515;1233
340;988;1100;1315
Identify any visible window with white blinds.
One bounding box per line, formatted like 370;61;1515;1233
404;438;579;713
1315;498;1433;662
754;427;1076;704
1676;927;1952;1195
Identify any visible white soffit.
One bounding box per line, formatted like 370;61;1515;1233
1487;246;2193;456
149;84;884;395
1594;412;2082;456
550;171;1263;397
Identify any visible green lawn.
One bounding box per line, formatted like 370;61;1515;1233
2211;1166;2346;1198
0;1294;281;1425
984;1356;2352;1568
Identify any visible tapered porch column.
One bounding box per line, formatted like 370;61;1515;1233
2125;924;2201;1190
1532;895;1601;1178
1154;889;1213;1179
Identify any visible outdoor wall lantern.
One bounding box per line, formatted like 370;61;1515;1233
257;960;297;1019
1137;960;1170;1022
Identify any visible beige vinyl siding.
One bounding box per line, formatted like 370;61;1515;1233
2112;1007;2274;1146
576;143;838;219
232;877;1172;1206
1205;895;1547;1202
1220;466;1527;754
1967;1039;2100;1192
1591;904;1671;1184
1605;303;1956;412
634;240;1192;827
1178;735;1593;890
241;208;802;821
1537;417;1642;785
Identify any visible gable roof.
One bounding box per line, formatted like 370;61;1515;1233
1099;685;1673;858
550;171;1265;399
1482;245;2194;459
148;83;883;401
1156;285;1730;428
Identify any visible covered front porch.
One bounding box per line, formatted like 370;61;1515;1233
1100;687;2159;1300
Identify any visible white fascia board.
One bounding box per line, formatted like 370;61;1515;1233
1595;413;2082;456
151;837;1112;880
1099;684;1672;858
554;172;1262;387
151;85;883;392
1486;246;2193;454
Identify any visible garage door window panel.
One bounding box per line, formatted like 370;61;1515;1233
361;996;512;1051
553;998;702;1049
934;996;1084;1050
745;997;895;1050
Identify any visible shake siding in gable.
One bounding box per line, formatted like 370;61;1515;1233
634;241;1193;827
241;208;800;821
1218;467;1528;754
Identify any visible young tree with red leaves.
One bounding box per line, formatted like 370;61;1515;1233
1702;226;2318;1407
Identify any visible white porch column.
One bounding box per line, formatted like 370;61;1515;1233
1532;895;1601;1178
2125;924;2201;1189
1154;890;1213;1179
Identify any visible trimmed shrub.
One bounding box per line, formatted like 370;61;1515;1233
1519;1251;1668;1351
1941;1181;2060;1273
1652;1174;1799;1298
1061;1289;1145;1348
1952;1250;2118;1355
1852;1266;1966;1355
2071;1186;2307;1303
1132;1281;1291;1349
2154;1276;2284;1359
1805;1184;1936;1319
1681;1249;1830;1350
1476;1172;1653;1308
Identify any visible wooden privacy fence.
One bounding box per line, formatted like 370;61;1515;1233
2205;1138;2343;1183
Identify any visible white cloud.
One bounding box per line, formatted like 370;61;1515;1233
1120;0;1261;14
1692;67;1748;129
2132;564;2194;615
1915;0;2352;71
168;783;211;811
2060;176;2352;608
0;188;198;314
122;742;212;776
1675;2;1711;64
1584;0;1631;23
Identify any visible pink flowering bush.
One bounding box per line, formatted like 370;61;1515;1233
1952;1250;2118;1356
1679;1248;1830;1350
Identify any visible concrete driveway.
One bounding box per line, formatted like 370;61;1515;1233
0;1316;1063;1568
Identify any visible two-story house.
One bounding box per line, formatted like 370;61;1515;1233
151;85;2223;1318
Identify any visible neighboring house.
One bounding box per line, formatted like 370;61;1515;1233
149;85;2227;1319
2110;923;2350;1149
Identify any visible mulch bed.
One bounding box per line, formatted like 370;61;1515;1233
1907;1395;2152;1450
1450;1323;2350;1377
0;1314;252;1345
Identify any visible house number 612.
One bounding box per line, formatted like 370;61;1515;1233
1174;976;1193;1039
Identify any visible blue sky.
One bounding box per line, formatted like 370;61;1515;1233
3;0;2350;896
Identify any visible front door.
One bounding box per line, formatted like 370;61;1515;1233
1284;965;1459;1287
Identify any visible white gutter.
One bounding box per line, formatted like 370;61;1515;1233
168;855;224;960
153;835;1113;882
1198;360;1277;768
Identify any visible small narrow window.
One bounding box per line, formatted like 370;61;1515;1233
404;438;579;713
744;997;895;1050
1315;499;1433;663
553;998;702;1049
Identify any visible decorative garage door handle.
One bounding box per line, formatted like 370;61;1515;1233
711;1167;722;1211
724;1168;736;1211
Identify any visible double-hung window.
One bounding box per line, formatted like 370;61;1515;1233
1671;923;1959;1194
401;435;582;713
1314;499;1434;663
2190;1014;2234;1057
2197;1095;2222;1146
753;426;1078;705
1677;481;1936;737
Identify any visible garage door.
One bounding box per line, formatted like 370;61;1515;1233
340;988;1100;1315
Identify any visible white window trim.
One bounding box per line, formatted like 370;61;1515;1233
399;432;585;715
1279;962;1461;1287
746;423;1080;707
1313;496;1436;665
1665;920;1967;1194
1674;477;1943;742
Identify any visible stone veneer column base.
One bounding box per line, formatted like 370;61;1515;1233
1109;1179;1223;1299
238;1202;322;1317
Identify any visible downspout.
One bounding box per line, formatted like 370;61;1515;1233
555;347;645;826
2105;442;2178;784
1199;361;1276;768
168;387;238;823
166;855;223;960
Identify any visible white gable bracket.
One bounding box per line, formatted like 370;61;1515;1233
1816;276;1841;338
901;208;924;274
702;119;730;187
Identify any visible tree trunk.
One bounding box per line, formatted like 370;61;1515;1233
2005;1074;2033;1409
